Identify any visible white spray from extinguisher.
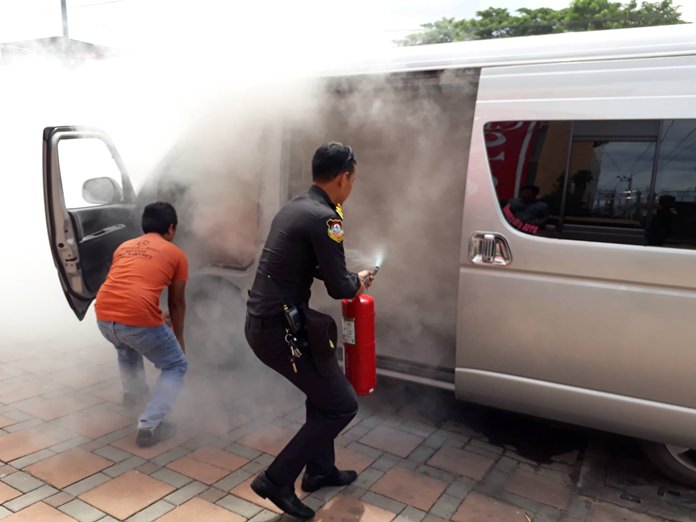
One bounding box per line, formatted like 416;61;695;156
369;250;385;286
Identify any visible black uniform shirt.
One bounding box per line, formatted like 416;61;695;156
247;185;360;316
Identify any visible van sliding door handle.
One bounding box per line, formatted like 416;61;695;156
469;233;512;266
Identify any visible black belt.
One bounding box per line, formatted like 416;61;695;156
246;312;287;330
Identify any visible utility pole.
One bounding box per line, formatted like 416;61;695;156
61;0;69;38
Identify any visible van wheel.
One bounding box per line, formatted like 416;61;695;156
185;278;247;368
641;441;696;488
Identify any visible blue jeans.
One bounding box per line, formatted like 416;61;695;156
97;321;188;429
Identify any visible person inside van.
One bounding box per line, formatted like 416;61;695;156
645;194;677;246
503;184;550;234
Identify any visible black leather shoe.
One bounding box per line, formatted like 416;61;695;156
301;468;358;492
251;472;315;519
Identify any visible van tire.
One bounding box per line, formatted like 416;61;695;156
185;277;247;368
641;441;696;488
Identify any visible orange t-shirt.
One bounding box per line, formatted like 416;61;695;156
95;233;189;326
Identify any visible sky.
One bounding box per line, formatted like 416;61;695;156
0;0;694;54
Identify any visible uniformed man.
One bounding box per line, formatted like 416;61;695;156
245;142;374;519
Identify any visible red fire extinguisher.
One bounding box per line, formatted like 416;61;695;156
342;294;376;396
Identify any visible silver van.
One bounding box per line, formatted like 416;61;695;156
44;23;696;486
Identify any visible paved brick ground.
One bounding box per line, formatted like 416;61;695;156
0;340;692;521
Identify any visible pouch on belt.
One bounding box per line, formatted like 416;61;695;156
304;308;340;377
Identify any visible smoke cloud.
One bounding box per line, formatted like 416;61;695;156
0;9;479;437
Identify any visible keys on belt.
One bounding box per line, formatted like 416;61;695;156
284;331;303;373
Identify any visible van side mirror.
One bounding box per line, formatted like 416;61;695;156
82;177;123;205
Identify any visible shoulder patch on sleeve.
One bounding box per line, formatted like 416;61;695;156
326;218;344;243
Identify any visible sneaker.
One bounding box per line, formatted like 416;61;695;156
136;421;176;448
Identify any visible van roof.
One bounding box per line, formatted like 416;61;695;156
326;23;696;76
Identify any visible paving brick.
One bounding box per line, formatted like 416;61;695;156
224;442;262;461
237;424;297;456
445;477;476;499
0;464;17;478
124;500;176;522
427;445;496;481
43;492;75;508
58;499;105;522
360;425;425;458
9;449;55;469
63;473;111;496
151;446;191;467
335;445;378;473
103;455;146;478
136;462;162;475
422;515;449;522
246;509;281;522
157;498;244;522
372;454;403;472
429;493;462;520
162;481;208;506
422;433;446;450
49;436;91;453
361;490;406;514
0;502;74;521
415;464;457;483
2;419;45;433
216;494;264;519
151;468;194;488
213;469;253;491
317;494;399;521
589;500;668;522
25;448;113;488
535;505;563;522
346;441;384;460
408;445;438;464
197;487;227;504
188;446;249;472
59;410;132;440
506;468;573;510
16;396;92;421
180;434;218;451
4;485;59;512
110;433;189;461
78;470;174;520
394;506;427;522
354;467;384;490
166;455;231;485
0;431;59;462
371;466;447;512
451;491;531;522
93;446;133;463
241;460;266;475
0;481;22;503
399;421;438;438
2;471;45;493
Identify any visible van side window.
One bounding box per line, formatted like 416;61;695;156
484;119;696;249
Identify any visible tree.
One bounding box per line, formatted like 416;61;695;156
398;0;685;46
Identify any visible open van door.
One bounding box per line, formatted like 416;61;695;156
43;126;139;320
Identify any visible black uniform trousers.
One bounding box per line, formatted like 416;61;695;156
245;313;358;486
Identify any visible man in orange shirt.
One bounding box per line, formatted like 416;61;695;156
95;202;189;447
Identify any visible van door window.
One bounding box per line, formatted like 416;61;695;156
484;119;696;249
58;138;124;209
